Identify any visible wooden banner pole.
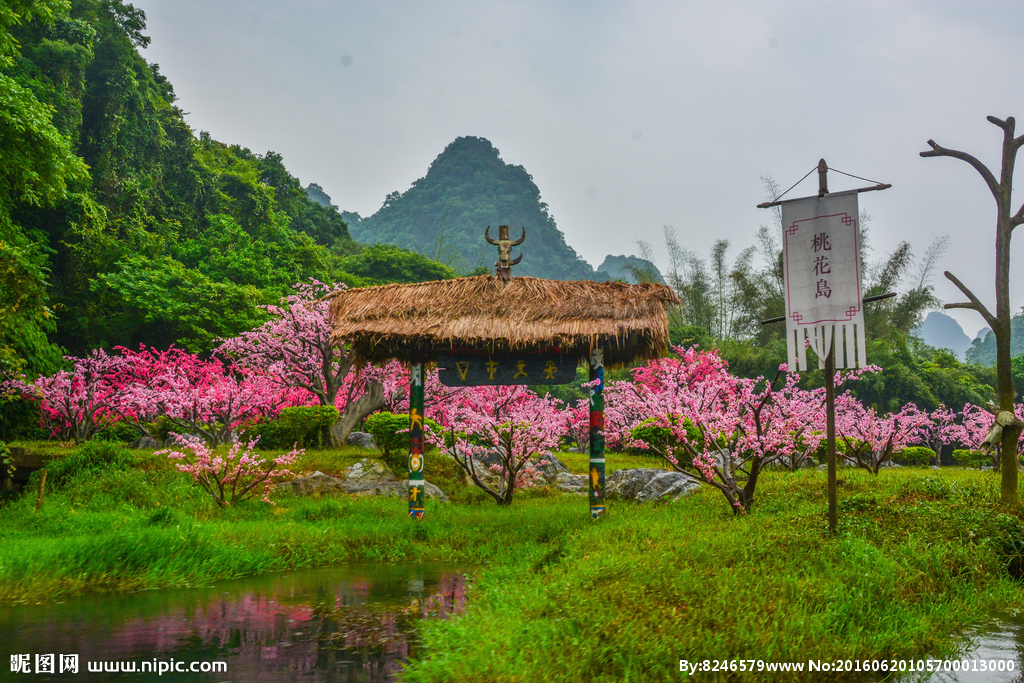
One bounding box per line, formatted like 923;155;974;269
818;159;840;535
825;345;837;535
589;348;606;519
408;354;426;519
755;159;893;535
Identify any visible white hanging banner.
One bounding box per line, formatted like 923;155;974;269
781;191;866;370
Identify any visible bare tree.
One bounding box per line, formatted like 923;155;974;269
921;115;1024;506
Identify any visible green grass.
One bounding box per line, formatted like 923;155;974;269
2;442;1022;681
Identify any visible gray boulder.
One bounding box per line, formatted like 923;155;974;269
282;458;448;502
551;467;700;502
163;434;203;447
349;480;448;501
342;458;448;502
344;458;395;486
606;468;700;502
347;431;377;449
534;453;570;480
286;471;345;496
552;472;588;494
130;436;162;449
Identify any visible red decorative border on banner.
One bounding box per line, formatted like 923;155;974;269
784;211;863;325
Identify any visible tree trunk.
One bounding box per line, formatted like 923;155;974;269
329;381;386;447
922;115;1021;505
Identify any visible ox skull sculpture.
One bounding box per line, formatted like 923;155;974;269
485;224;525;281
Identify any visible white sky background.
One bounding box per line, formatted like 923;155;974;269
135;0;1024;340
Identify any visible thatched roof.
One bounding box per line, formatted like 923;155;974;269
328;275;681;366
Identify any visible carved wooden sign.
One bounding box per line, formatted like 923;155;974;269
436;353;578;386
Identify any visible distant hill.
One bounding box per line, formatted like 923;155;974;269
305;183;337;210
348;137;607;280
965;312;1024;366
916;312;971;359
598;254;665;284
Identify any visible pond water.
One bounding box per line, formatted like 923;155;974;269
2;566;1019;682
884;613;1024;683
0;564;468;682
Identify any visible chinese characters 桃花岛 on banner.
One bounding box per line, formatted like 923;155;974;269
781;191;866;371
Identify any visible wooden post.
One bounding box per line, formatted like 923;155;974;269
34;469;47;514
588;348;606;519
825;346;837;535
408;355;426;519
818;158;839;535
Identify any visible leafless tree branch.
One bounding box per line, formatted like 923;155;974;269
1012;202;1024;227
920;140;1000;201
942;271;995;327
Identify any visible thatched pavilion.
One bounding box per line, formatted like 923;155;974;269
328;274;680;518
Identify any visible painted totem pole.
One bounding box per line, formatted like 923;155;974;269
588;348;606;518
408;355;425;519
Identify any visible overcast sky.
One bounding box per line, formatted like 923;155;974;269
134;0;1024;339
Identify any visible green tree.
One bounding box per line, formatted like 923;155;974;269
1;0;89;374
337;243;457;285
922;116;1024;505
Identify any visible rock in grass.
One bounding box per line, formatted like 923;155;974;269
551;467;699;502
284;461;449;501
552;472;588;494
347;431;377;449
607;468;699;502
349;480;449;502
130;436;162;449
286;471;345;496
343;458;395;485
534;453;570;479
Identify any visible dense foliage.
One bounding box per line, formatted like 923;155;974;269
0;0;454;379
966;309;1024;366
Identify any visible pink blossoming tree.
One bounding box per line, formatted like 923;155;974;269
218;280;400;446
2;349;130;443
116;346;276;446
610;347;828;513
835;396;931;474
159;436;300;506
913;405;959;467
947;402;1024;469
426;380;566;506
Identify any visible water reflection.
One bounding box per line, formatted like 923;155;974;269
0;564;468;682
888;614;1023;683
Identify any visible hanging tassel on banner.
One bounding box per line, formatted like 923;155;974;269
788;321;867;371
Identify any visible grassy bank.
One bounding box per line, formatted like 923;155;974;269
2;442;1023;681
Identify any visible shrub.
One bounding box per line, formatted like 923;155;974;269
365;411;440;471
276;406;339;449
0;441;13;482
45;441;134;491
241;406;339;450
894;446;936;467
0;396;47;441
952;449;991;469
159;436;300;507
365;412;412;460
427;450;463;481
93;420;140;443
